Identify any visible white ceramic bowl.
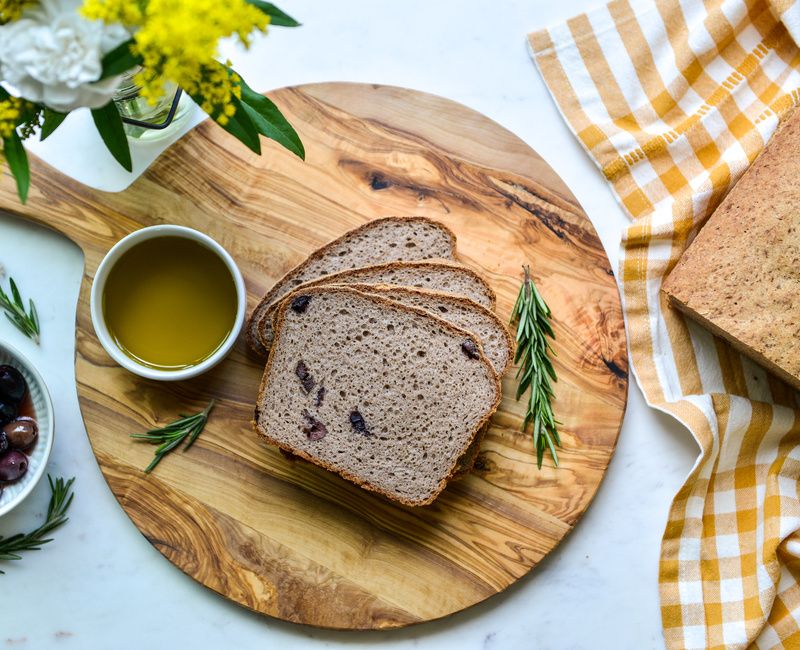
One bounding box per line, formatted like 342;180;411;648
0;342;55;517
90;225;246;381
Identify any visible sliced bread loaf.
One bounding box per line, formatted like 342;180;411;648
348;284;512;375
246;217;456;357
258;260;497;350
254;286;501;506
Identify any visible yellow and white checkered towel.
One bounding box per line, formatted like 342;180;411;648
530;1;800;647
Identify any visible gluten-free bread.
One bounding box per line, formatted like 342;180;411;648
253;286;501;506
246;217;456;357
259;260;496;350
349;284;512;375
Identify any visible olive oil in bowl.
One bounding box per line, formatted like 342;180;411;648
102;236;239;371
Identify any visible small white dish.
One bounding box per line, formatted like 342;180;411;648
0;342;55;517
89;225;246;381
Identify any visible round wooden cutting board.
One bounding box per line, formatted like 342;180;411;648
0;83;628;629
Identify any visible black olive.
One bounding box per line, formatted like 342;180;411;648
290;295;311;313
0;450;28;482
0;365;26;403
0;401;18;427
349;410;371;436
295;360;315;394
301;409;327;441
461;339;480;360
3;417;37;450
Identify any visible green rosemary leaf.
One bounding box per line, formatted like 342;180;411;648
545;431;560;467
516;375;531;400
0;275;40;343
132;401;215;473
10;277;22;307
0;476;75;574
29;299;39;332
510;265;559;469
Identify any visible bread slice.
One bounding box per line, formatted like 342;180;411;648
246;217;456;357
452;430;485;478
661;107;800;391
348;284;513;375
253;286;501;506
258;260;497;351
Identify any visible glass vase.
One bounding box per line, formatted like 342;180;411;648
112;68;193;140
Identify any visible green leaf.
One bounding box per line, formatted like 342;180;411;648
545;433;559;467
91;102;132;172
4;132;30;203
30;299;39;331
133;401;214;474
510;264;560;470
220;96;262;155
9;277;22;308
99;39;142;80
0;476;74;573
40;109;67;141
239;79;305;159
245;0;300;26
187;89;262;155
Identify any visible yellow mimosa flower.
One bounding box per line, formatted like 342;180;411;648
0;0;31;24
82;0;270;123
0;97;24;139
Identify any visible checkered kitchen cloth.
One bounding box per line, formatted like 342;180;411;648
530;1;800;648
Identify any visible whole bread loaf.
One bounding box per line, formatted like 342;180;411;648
258;260;497;350
246;216;457;357
662;107;800;391
253;286;501;506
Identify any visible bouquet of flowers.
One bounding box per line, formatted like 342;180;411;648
0;0;303;202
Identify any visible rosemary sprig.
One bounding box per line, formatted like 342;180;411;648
131;400;215;473
0;475;75;573
510;265;560;469
0;275;40;344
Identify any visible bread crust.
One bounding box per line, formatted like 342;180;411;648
252;285;502;507
256;259;497;354
245;216;458;357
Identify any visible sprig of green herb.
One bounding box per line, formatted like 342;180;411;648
0;476;75;573
0;274;39;344
132;400;215;473
510;265;560;469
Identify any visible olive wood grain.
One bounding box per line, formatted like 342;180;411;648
0;83;627;629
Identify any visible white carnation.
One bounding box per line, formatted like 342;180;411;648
0;0;129;112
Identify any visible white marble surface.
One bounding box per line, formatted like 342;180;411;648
0;1;699;647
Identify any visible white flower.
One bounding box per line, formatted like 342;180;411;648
0;0;129;112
